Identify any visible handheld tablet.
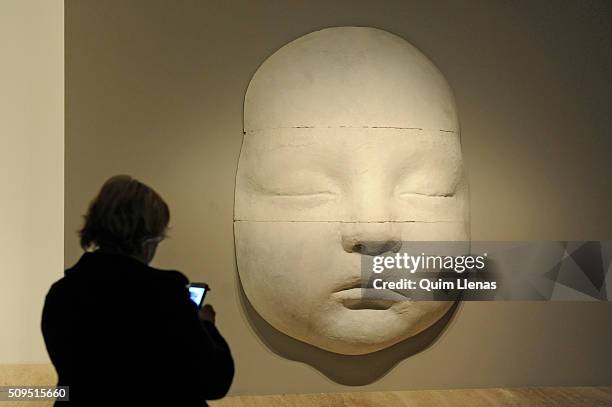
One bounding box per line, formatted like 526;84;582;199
188;283;209;308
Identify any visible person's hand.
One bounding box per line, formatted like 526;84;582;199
198;304;216;324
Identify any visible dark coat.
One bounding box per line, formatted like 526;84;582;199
41;251;234;406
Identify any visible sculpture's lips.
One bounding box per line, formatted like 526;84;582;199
333;287;409;310
333;279;368;293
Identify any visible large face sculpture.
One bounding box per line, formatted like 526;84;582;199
234;27;469;355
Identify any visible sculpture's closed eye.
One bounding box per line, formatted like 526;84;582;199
398;191;455;198
269;190;336;198
259;188;337;210
394;169;460;200
245;171;339;199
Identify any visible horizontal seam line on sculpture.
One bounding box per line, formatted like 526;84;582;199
233;220;463;223
245;126;456;133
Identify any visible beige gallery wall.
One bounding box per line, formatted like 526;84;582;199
65;0;611;395
0;1;63;364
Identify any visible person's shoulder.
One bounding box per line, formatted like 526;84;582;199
148;266;190;287
44;274;74;303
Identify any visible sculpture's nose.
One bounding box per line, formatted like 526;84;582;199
340;223;402;256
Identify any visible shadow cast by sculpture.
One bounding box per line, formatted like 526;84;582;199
237;277;459;386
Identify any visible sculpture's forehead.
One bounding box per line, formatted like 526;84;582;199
245;27;459;133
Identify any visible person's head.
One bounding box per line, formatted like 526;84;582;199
79;175;170;264
234;27;469;355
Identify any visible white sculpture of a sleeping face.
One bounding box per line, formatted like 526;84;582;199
234;27;469;355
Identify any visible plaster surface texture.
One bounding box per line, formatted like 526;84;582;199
234;27;469;355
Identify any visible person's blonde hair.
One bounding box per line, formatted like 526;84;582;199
79;175;170;255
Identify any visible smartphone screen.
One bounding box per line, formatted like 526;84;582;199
188;285;207;308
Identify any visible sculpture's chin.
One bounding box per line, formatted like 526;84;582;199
303;333;413;356
260;300;455;355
